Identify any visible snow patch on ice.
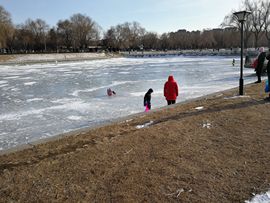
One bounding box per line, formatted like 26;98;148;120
67;116;83;120
5;76;19;79
0;80;8;84
152;90;163;95
26;98;44;102
49;101;93;112
130;89;163;97
24;82;36;86
71;86;106;96
0;84;8;88
130;91;146;97
0;101;93;121
11;88;20;91
19;77;34;80
51;98;77;104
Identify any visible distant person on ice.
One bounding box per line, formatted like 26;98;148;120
164;75;179;105
107;88;116;96
255;47;266;83
144;88;153;111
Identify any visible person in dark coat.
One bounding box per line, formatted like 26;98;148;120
164;75;179;105
255;47;266;83
144;88;153;110
266;49;270;99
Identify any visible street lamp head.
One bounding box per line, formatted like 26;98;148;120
233;10;252;22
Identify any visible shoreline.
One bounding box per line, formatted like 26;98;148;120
1;82;270;202
0;54;253;155
0;86;239;156
0;52;120;65
0;50;240;66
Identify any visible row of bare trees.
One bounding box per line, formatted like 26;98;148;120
222;0;270;48
7;13;101;53
1;0;270;54
0;6;101;53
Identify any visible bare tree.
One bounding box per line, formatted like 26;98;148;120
159;33;169;50
103;26;118;50
69;13;101;51
189;31;201;49
129;22;145;49
221;10;253;48
222;27;239;48
0;6;14;50
262;0;270;46
103;21;145;51
199;29;217;49
117;23;131;50
141;32;159;50
47;27;58;52
57;20;73;50
245;0;265;48
35;19;49;51
168;30;190;50
21;18;49;51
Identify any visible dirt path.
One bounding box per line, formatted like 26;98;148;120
0;82;270;202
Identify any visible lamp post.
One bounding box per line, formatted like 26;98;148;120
233;10;251;95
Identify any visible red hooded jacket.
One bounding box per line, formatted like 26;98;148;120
164;75;179;100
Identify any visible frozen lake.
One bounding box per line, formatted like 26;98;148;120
0;56;256;151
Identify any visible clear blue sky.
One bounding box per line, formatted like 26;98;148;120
0;0;243;34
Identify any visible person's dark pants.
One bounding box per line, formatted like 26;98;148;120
167;100;176;105
267;67;270;98
256;66;262;82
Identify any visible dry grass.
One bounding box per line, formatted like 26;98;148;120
0;55;14;62
0;82;270;202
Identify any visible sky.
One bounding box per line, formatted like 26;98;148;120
0;0;243;34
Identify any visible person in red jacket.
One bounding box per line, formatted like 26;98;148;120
164;75;179;105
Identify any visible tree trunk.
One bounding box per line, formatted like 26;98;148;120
254;33;259;49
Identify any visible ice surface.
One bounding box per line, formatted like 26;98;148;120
0;56;259;150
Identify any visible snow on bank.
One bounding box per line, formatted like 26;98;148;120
224;95;251;100
195;106;204;110
245;190;270;203
136;121;154;129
